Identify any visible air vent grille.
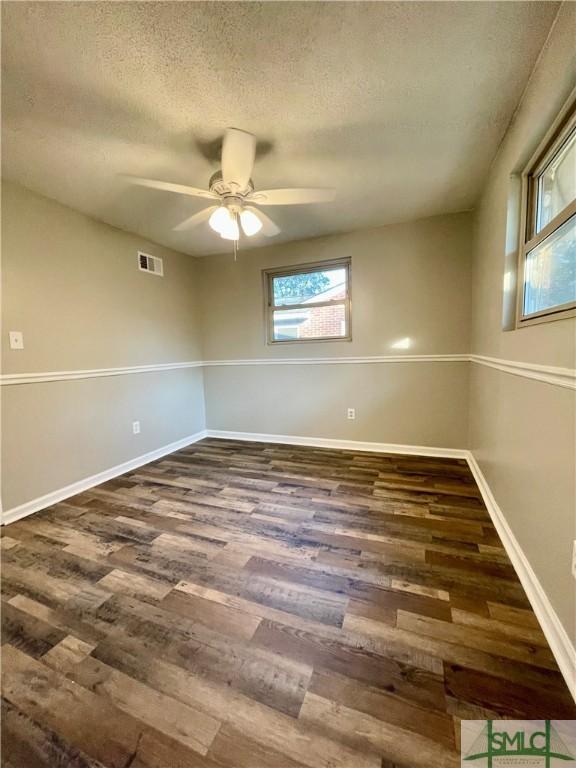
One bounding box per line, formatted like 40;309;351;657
138;252;164;276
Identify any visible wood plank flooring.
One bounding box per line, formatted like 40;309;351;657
2;438;574;767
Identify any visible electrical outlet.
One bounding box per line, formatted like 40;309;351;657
572;541;576;580
132;421;141;435
347;408;356;420
9;331;24;350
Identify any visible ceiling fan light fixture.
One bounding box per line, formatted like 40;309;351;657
209;205;232;234
239;208;263;236
219;214;240;241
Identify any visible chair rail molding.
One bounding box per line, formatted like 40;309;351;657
1;354;574;389
202;354;468;366
0;361;204;385
470;354;576;390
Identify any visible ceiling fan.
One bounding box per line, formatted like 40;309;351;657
124;128;336;243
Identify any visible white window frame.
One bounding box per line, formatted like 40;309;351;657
263;258;352;344
516;102;576;327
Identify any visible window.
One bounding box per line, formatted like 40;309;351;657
518;105;576;325
264;258;351;343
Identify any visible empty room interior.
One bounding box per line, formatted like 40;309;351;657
1;1;576;766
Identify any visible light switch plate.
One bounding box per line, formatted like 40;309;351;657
9;331;24;350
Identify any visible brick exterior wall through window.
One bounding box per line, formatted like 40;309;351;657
298;285;347;338
298;296;346;339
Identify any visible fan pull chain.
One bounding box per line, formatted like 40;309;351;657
233;212;239;261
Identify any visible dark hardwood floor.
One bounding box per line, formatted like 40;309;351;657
1;438;574;768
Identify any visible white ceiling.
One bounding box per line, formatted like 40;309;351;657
2;1;559;256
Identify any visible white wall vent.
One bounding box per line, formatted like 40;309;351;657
138;252;163;276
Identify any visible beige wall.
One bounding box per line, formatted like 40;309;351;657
469;2;576;637
204;362;469;447
3;369;205;510
198;213;472;448
199;213;472;359
2;182;202;372
1;181;205;511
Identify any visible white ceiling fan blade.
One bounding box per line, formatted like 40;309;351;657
173;205;217;231
123;175;218;200
221;128;256;191
245;206;280;237
248;187;336;206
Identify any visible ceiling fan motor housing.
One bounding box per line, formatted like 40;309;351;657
209;170;254;200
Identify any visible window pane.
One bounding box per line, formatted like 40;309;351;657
272;267;347;306
272;304;347;341
524;214;575;316
536;129;576;232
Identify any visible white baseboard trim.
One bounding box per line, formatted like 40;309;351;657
205;429;469;459
1;430;208;526
466;452;576;703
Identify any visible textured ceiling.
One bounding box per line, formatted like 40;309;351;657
1;1;559;256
